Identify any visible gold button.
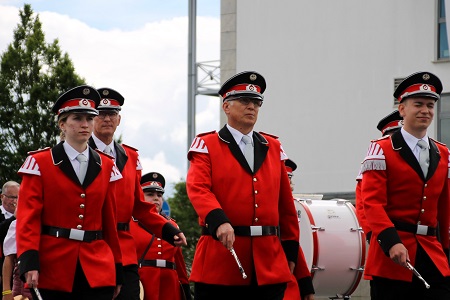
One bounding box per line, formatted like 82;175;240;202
421;209;425;213
255;203;258;208
254;217;259;222
157;238;161;241
423;196;426;200
77;225;82;229
158;245;162;248
253;178;257;182
79;215;84;219
80;194;86;198
254;190;258;194
80;204;85;209
424;183;428;188
158;252;162;255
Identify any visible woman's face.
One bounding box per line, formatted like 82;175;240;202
59;113;94;145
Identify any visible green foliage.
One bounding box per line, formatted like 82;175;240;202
0;4;85;183
166;180;200;276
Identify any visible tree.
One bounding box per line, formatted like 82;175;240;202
166;180;201;275
0;4;85;184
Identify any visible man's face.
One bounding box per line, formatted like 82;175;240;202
223;97;261;132
143;189;164;213
1;185;18;214
399;97;435;134
93;110;121;138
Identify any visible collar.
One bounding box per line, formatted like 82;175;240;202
0;206;13;219
62;141;89;161
226;124;254;145
401;127;429;150
92;134;115;155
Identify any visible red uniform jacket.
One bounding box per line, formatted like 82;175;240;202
88;138;182;266
361;132;450;281
130;217;189;300
186;126;299;286
284;247;314;299
16;143;122;291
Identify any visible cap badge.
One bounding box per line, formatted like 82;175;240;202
250;74;257;81
83;88;90;95
103;90;109;96
101;99;111;106
79;99;90;107
246;84;256;91
152;173;158;178
420;84;430;91
422;73;430;81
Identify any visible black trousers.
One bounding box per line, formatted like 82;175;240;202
33;262;114;300
371;245;450;300
194;282;287;300
115;264;141;300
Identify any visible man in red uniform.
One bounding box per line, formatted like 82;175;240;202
89;87;187;300
187;71;299;300
356;110;403;244
283;159;315;300
361;72;450;299
130;172;191;300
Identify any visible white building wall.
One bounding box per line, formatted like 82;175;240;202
221;0;450;195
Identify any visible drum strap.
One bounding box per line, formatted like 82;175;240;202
137;221;156;267
117;222;130;231
392;220;436;236
201;225;278;237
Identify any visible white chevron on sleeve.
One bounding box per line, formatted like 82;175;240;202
189;137;208;154
110;164;123;182
18;156;41;176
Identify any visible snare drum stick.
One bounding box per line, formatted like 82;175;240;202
406;261;430;289
230;247;248;279
33;287;44;300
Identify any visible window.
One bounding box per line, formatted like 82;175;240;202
438;0;449;59
438;93;450;145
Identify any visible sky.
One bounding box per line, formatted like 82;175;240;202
0;0;221;197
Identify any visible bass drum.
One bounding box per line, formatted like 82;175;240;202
294;198;365;298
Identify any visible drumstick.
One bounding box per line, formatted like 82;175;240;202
33;287;44;300
406;261;430;289
230;247;248;279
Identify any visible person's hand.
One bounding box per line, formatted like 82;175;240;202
216;223;234;249
113;284;122;299
288;261;295;274
173;232;187;247
25;270;39;288
303;294;315;300
389;243;409;267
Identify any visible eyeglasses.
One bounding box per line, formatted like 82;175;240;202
229;98;263;107
2;195;18;200
97;111;119;120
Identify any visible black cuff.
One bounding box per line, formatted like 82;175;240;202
444;248;449;264
18;249;39;282
377;227;402;256
281;240;299;263
182;284;192;300
205;208;230;240
298;276;315;298
162;222;182;246
366;231;372;244
115;263;124;285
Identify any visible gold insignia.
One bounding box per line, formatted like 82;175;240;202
152;173;158;178
422;73;430;81
83;88;90;95
250;74;257;81
103;90;109;96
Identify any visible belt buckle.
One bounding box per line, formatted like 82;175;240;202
416;225;428;235
156;259;166;268
250;226;263;236
69;229;85;241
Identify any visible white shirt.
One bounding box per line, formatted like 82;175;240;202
226;124;254;154
3;220;16;256
63;141;90;174
92;134;115;158
0;206;13;219
401;127;429;161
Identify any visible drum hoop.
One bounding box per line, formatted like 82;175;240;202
341;202;366;296
299;200;319;279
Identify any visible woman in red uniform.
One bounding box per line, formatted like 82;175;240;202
16;85;123;300
130;172;191;300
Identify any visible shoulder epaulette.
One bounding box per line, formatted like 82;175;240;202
95;149;115;159
259;131;279;139
197;130;216;137
160;212;172;221
371;135;390;142
121;143;139;152
430;137;446;147
27;147;51;155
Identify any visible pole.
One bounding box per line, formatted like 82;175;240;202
187;0;197;163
